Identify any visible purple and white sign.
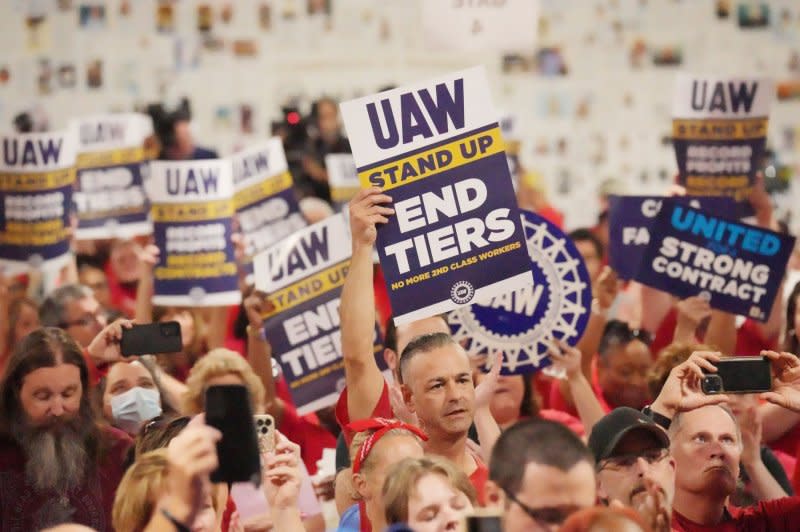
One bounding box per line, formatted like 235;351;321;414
449;210;592;374
634;200;793;321
148;159;241;307
253;214;384;414
71;113;153;239
340;66;532;325
0;131;77;274
608;195;736;280
233;138;306;284
672;74;774;217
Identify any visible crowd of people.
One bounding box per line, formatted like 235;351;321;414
2;96;800;532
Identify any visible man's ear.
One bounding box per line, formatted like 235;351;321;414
596;475;609;503
483;480;505;510
352;471;370;501
401;383;416;414
384;348;398;374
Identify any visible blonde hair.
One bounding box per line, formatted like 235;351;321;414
183;348;265;415
112;449;169;532
383;456;477;525
112;448;226;532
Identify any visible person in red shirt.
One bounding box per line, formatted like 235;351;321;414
398;333;492;502
0;327;132;530
647;349;800;531
337;188;450;446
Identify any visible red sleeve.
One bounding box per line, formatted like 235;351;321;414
735;319;778;356
278;401;336;475
82;349;104;386
730;496;800;531
468;455;489;506
335;380;393;446
539;409;585;437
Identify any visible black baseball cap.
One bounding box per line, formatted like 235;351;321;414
588;407;670;463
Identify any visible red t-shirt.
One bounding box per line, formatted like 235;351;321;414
279;400;337;475
335;379;393;446
671;497;800;531
0;426;132;531
469;454;489;506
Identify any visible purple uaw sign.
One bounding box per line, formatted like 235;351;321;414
253;214;385;415
148;159;241;307
672;74;774;218
608;195;736;280
634;200;794;321
0;131;77;274
448;210;592;374
340;66;532;325
71;113;153;240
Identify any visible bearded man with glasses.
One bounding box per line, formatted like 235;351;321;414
590;407;675;532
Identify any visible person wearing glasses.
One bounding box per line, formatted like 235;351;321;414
39;283;108;349
590;407;675;532
484;419;597;531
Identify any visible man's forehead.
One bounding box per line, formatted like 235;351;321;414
23;364;81;386
407;345;470;376
680;406;737;434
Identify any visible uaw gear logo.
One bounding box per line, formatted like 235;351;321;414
448;210;592;374
450;281;475;304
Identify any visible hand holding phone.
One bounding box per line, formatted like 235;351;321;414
121;321;182;356
205;385;261;485
702;356;772;394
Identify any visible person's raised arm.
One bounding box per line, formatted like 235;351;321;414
472;353;503;462
649;350;730;420
134;244;159;324
760;350;800;413
550;340;606;434
739;405;789;501
262;435;307;532
244;290;285;422
340;188;394;422
673;296;711;344
144;424;222;532
576;266;618;379
558;266;617;408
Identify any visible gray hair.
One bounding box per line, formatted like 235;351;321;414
668;404;743;451
39;284;94;328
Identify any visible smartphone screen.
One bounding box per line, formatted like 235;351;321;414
205;385;261;485
120;321;182;356
702;356;772;394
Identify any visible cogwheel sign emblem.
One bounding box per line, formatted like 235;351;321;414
450;281;475;305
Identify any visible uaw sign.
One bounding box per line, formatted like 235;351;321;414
449;210;592;374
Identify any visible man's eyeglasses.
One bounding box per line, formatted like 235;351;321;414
59;311;105;329
499;485;580;526
597;447;669;472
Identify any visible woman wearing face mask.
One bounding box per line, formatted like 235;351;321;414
382;456;477;532
95;359;173;436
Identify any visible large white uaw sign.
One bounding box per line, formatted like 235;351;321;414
422;0;539;52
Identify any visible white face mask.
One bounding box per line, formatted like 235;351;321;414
110;386;162;434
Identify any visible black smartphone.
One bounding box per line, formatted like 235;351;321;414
701;356;772;394
120;321;182;356
204;385;261;486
